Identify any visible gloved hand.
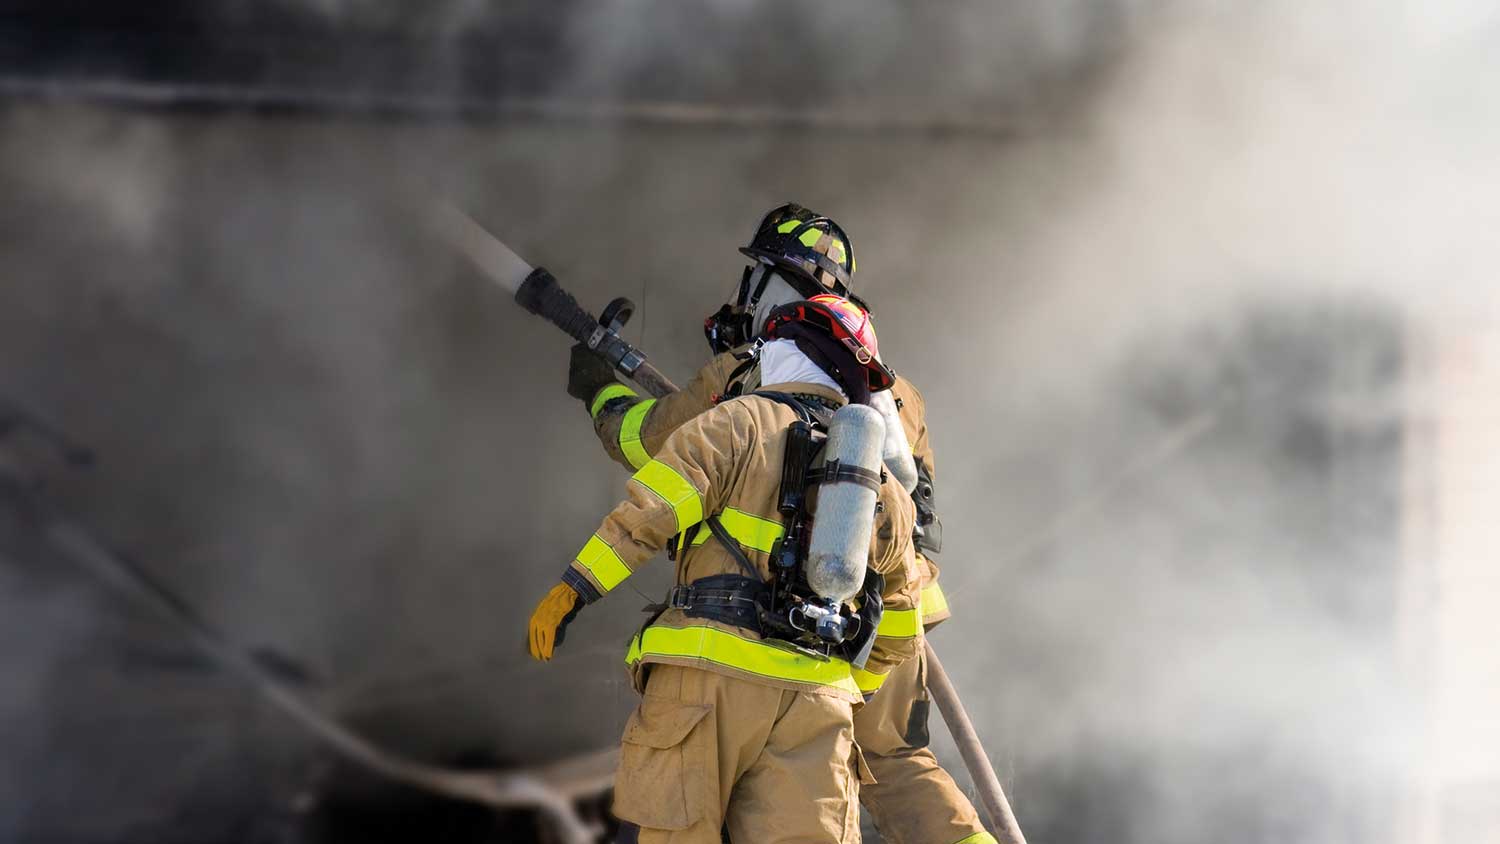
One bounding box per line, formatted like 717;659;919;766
527;582;583;661
567;343;619;403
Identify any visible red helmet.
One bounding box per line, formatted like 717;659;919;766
762;294;896;400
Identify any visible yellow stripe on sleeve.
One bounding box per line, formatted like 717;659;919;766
574;534;632;593
618;399;657;469
631;460;705;534
590;384;637;419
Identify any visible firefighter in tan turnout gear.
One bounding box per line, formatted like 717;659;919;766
529;294;923;843
567;204;992;844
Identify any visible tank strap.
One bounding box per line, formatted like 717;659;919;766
807;460;883;492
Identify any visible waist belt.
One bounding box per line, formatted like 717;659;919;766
668;573;769;634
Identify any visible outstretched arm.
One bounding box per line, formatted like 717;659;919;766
528;403;753;659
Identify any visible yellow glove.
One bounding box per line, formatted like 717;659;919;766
527;582;582;662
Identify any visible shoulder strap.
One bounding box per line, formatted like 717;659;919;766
719;355;757;402
752;390;832;428
717;339;764;403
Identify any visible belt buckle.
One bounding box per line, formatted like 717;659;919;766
668;585;693;610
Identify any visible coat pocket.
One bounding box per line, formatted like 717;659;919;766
612;696;714;830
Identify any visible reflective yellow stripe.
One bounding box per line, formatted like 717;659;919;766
920;582;950;620
574;534;631;593
797;228;825;248
776;219;800;234
687;507;784;553
876;607;921;639
618;399;657;469
625;625;859;695
951;834;998;844
589;384;637;419
852;666;889;694
632;460;704;534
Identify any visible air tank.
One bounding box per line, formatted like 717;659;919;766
806;403;886;603
869;389;918;493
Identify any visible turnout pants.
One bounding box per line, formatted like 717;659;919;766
853;648;993;844
613;664;867;844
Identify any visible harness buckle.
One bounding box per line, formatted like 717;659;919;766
735;337;766;362
667;584;695;611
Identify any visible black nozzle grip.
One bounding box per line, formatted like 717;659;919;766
514;267;681;399
514;267;598;345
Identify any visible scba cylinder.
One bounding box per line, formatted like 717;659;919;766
806;403;886;603
869;389;918;493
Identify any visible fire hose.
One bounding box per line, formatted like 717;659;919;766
434;203;1028;843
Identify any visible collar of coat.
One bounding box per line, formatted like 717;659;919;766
757;381;847;409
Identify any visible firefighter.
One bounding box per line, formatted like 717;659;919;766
530;295;923;843
567;204;991;844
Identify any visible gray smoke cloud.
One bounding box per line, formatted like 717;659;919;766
914;3;1500;841
1;0;1498;842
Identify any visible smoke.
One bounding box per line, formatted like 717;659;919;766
0;502;101;840
1;0;1498;842
550;0;1142;120
912;3;1500;842
898;1;1500;408
1;107;179;251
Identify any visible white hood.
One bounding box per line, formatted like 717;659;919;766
750;269;803;338
759;338;843;396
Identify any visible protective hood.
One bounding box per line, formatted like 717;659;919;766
759;338;843;397
750;270;803;338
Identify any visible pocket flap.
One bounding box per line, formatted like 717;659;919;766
852;743;877;786
614;697;715;830
622;698;712;749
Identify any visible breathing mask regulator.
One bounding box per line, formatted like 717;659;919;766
704;263;792;355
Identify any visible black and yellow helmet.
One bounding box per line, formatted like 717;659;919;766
738;203;855;297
